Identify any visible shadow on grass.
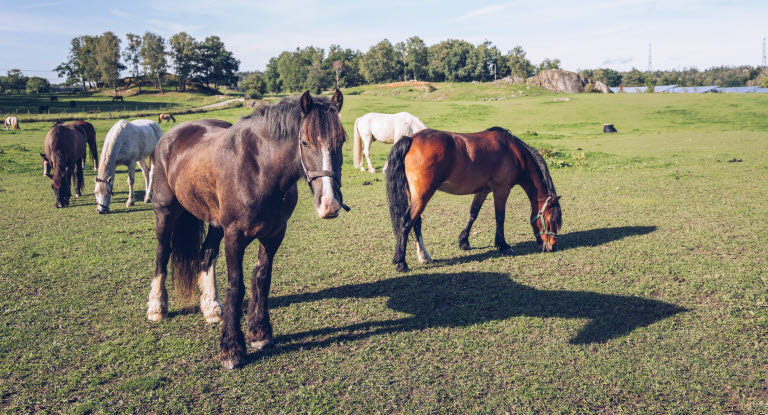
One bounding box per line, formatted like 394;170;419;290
428;225;657;268
249;270;685;364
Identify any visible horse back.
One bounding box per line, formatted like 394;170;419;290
45;124;87;164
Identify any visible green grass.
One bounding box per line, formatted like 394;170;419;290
0;86;767;413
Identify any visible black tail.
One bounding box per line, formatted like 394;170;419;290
171;210;205;303
386;136;413;237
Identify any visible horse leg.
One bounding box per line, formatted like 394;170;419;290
247;227;286;350
198;225;224;323
393;189;435;272
459;191;489;250
412;217;432;264
74;158;84;198
137;158;152;203
363;136;375;173
492;187;514;255
147;205;179;321
220;230;249;370
126;162;136;207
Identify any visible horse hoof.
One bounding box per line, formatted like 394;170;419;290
221;358;240;370
126;201;134;207
250;340;274;351
459;242;471;251
396;262;410;272
147;312;165;322
368;168;376;173
499;247;515;256
205;315;221;323
144;198;151;204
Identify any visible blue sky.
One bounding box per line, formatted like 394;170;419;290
0;0;765;82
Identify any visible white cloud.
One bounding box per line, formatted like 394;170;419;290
110;8;131;17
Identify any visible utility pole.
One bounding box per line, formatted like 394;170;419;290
648;43;652;73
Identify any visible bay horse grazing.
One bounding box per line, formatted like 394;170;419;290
40;122;87;208
158;113;176;123
4;116;19;130
147;90;347;370
94;119;163;213
386;127;562;272
353;112;427;173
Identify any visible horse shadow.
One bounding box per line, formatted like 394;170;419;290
248;270;685;363
431;226;657;267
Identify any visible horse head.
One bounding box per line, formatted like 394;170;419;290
94;176;114;214
298;89;348;219
531;195;562;252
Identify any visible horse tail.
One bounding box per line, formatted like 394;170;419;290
353;118;363;169
170;210;205;303
386;136;413;237
83;123;98;169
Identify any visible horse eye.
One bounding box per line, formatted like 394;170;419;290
301;140;309;148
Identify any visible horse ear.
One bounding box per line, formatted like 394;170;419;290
331;89;343;111
300;90;313;115
555;195;561;202
40;153;46;159
107;176;113;184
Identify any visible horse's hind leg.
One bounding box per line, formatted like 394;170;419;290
125;161;136;207
458;191;489;250
412;217;432;264
74;159;84;198
363;136;375;173
137;158;152;203
492;187;514;255
199;225;224;323
246;227;286;351
147;205;178;321
393;188;435;272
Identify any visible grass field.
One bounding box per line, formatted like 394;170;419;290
1;83;766;413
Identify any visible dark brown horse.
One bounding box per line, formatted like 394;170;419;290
72;121;98;170
147;90;348;369
386;127;562;272
40;122;87;208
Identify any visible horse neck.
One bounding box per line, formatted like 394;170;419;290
512;142;553;214
97;132;120;179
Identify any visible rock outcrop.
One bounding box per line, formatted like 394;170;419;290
526;69;612;93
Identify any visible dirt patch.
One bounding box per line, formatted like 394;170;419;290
378;81;433;89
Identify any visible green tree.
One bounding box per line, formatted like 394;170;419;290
4;69;28;94
123;33;143;92
96;31;124;95
325;46;364;88
26;76;50;94
242;72;267;99
470;41;501;82
394;41;408;82
644;76;656;93
506;45;535;78
169;32;197;92
140;31;168;93
622;68;646;86
594;68;622;87
405;36;428;81
264;56;282;93
537;58;561;72
761;76;768;88
195;36;240;90
360;40;399;84
305;53;329;94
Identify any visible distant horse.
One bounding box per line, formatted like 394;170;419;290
38;105;49;114
4;116;19;130
386;127;562;272
112;96;123;102
158;113;176;123
353;112;427;173
72;121;99;170
94;119;163;213
40;122;87;208
69;101;76;108
50;96;59;103
146;90;348;370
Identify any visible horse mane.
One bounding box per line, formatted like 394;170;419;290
240;95;345;148
491;127;557;197
97;120;130;178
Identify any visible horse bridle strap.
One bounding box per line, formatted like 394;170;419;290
297;141;350;212
531;196;558;238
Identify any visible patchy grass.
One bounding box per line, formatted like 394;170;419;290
0;88;766;413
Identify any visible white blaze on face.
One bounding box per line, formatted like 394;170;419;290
94;182;110;211
317;149;338;217
42;160;48;177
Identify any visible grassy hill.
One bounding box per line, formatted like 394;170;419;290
0;86;766;413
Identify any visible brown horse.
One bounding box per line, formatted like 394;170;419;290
72;121;99;170
40;122;87;208
158;113;176;123
385;127;562;272
147;90;348;369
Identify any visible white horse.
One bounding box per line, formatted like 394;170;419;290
94;119;163;214
4;117;19;130
353;112;427;173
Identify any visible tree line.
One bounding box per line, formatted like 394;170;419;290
580;66;767;88
247;37;562;96
55;31;240;94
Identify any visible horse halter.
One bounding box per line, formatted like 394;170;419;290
95;176;114;210
297;140;350;212
531;196;558;238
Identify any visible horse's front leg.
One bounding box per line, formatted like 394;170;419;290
74;159;84;198
247;227;286;350
147;206;176;321
459;191;489;250
126;161;136;207
137;157;152;203
220;231;248;370
199;225;224;323
492;187;514;255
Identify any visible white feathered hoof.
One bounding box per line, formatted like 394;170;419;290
126;200;135;207
368;168;376;173
147;301;167;321
143;196;152;204
250;339;274;351
203;305;222;323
